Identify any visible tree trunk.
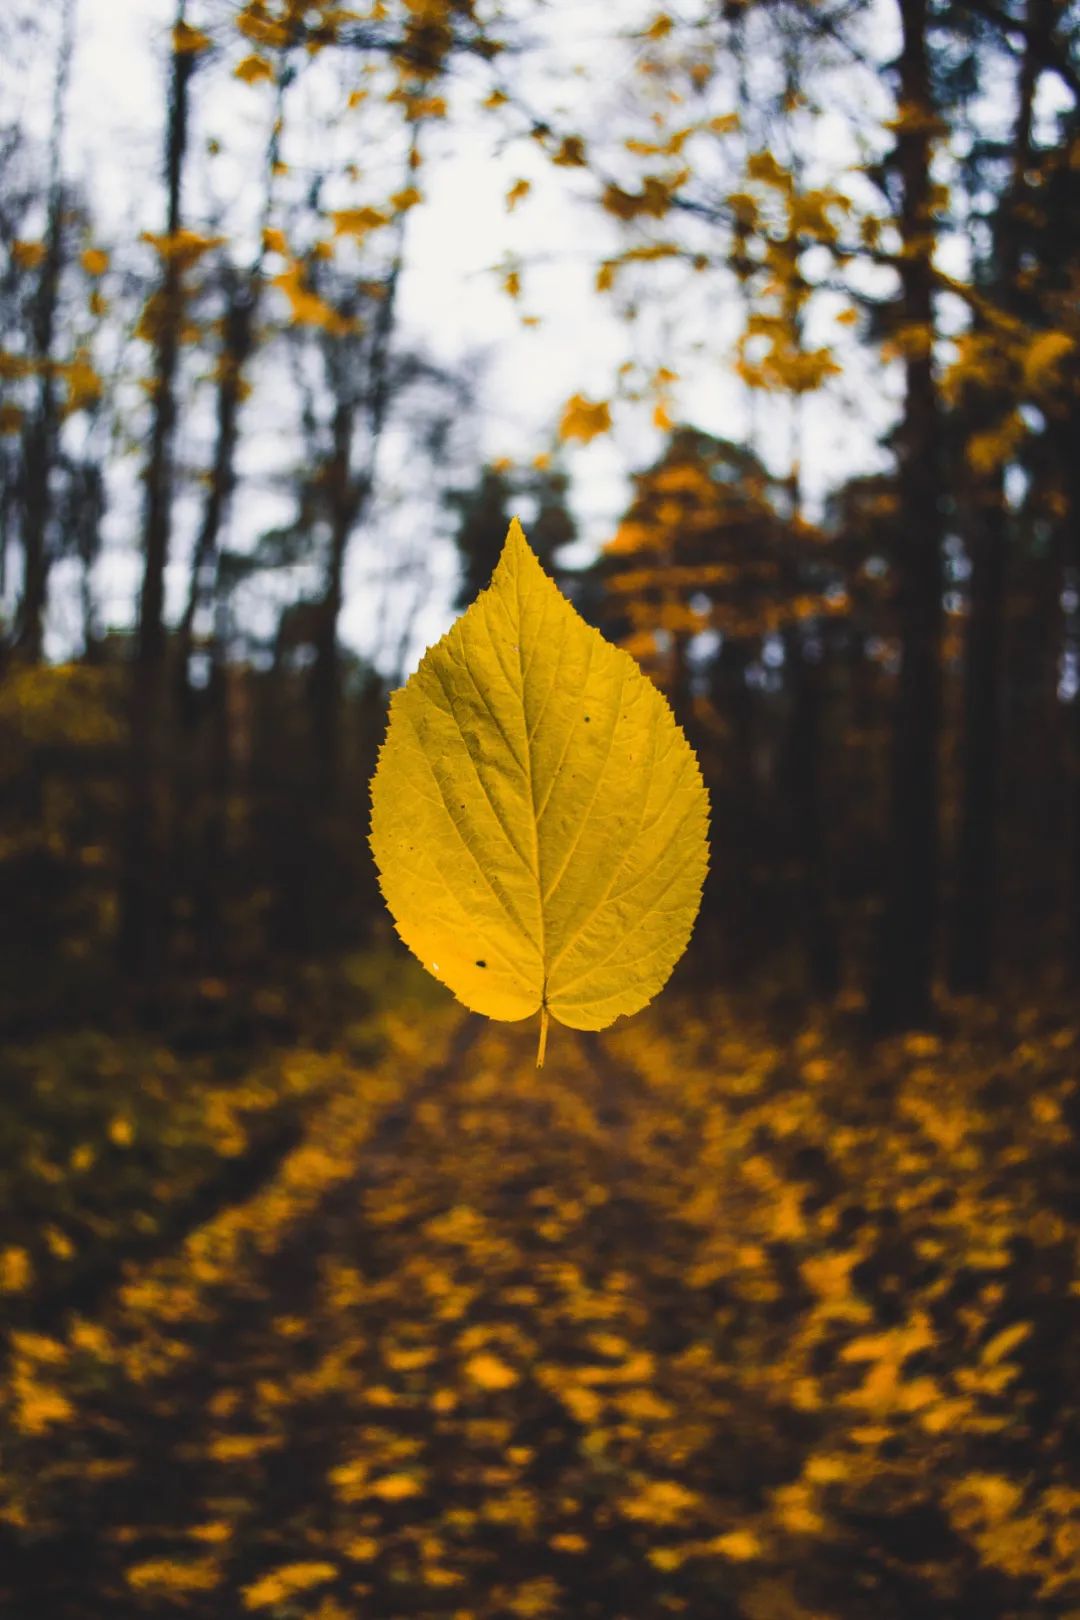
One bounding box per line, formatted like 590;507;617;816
949;480;1007;992
1068;443;1080;973
308;191;408;811
949;0;1039;993
310;395;358;807
13;0;75;661
870;0;945;1032
118;0;192;983
175;277;254;717
175;69;289;715
785;628;840;998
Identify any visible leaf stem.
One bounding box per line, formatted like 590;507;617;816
537;1003;549;1068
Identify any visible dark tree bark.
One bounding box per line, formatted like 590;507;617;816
118;0;193;981
870;0;946;1032
13;0;75;662
175;71;291;715
308;195;407;804
785;628;840;998
948;0;1040;993
1068;442;1080;973
175;273;255;712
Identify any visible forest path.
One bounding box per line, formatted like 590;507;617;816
1;1006;1077;1619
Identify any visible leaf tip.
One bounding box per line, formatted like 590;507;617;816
505;513;529;555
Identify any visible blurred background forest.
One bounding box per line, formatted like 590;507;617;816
1;0;1078;1033
3;3;1080;1615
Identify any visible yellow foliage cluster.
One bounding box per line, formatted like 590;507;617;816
272;262;358;333
141;228;225;267
0;663;123;756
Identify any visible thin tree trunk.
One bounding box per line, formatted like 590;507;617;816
175;276;254;714
175;72;289;713
14;0;75;661
118;0;192;981
309;172;411;804
1068;443;1080;973
785;628;840;997
782;389;839;998
870;0;945;1032
310;393;360;805
949;0;1039;993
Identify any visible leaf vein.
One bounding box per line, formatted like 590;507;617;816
402;705;541;955
541;662;627;908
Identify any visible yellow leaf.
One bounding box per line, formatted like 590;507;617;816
619;1478;700;1525
648;1547;688;1571
173;20;212;54
602;179;674;221
0;1246;33;1293
235;52;274;84
81;247;110;276
980;1322;1031;1365
331;205;390;238
108;1116;134;1147
237;7;289;48
242;1563;337;1610
746;151;791;189
369;520;709;1062
127;1558;222;1593
464;1352;518;1389
272;264;354;333
560;1384;603;1424
12;240;45;269
141;228;224;265
1023;329;1075;390
550;1533;587;1552
188;1522;232;1544
708;1530;763;1560
506;178;531;211
370;1472;421;1500
552;135;587;167
558;393;612;443
345;1536;379;1560
63;348;103;413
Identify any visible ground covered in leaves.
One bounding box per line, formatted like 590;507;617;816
2;972;1079;1620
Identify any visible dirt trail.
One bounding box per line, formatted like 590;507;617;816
2;1012;1077;1619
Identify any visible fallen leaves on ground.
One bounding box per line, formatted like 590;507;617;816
1;982;1078;1618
